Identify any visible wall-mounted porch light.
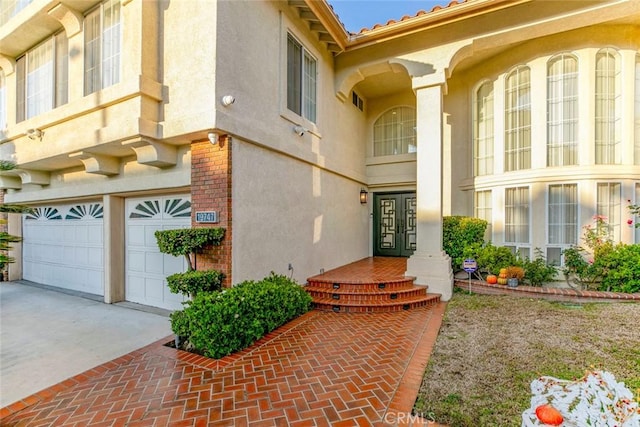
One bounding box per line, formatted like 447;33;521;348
360;188;368;204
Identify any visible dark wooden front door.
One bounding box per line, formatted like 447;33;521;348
373;193;416;257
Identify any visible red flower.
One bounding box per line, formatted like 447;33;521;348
628;219;634;225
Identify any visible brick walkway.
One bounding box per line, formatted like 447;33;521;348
1;302;445;426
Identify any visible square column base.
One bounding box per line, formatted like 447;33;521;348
406;251;453;301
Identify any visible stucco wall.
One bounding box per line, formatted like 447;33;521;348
232;139;369;284
213;0;368;184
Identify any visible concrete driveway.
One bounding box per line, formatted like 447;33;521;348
0;281;172;407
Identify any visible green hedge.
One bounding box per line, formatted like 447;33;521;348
172;273;312;359
167;270;224;297
599;244;640;293
443;216;488;271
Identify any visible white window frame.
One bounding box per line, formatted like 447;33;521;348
15;32;68;122
0;69;6;131
595;48;621;165
546;183;578;266
474;190;492;240
505;66;531;171
505;186;530;260
84;0;122;96
635;183;640;244
596;182;621;242
286;33;317;123
547;54;578;167
635;54;640;166
474;81;494;176
373;106;417;156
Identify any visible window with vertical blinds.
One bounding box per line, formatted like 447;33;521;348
595;48;621;164
84;0;121;96
373;107;417;156
15;33;68;122
505;187;530;244
596;182;621;242
547;55;578;166
474;82;494;176
548;184;578;245
0;70;5;131
474;190;492;239
287;34;316;123
635;54;640;165
505;66;531;171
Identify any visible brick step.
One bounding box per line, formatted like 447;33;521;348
306;278;416;292
313;294;441;313
305;285;428;302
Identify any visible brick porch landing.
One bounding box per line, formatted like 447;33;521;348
1;303;447;426
306;257;441;313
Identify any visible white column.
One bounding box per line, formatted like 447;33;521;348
406;84;453;301
103;195;125;303
7;213;22;281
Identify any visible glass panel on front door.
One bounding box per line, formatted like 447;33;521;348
374;193;416;257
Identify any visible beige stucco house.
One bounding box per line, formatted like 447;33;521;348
1;0;638;310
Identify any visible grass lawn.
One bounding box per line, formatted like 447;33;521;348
413;290;640;426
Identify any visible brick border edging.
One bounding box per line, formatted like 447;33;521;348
0;311;323;419
385;302;447;426
454;280;640;303
0;345;149;419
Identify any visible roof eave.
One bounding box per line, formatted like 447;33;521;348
345;0;532;50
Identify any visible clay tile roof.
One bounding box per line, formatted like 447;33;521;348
356;0;468;35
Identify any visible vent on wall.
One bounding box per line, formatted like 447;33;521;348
352;91;364;111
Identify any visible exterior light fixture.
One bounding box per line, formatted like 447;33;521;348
207;132;218;145
26;128;44;140
360;188;368;204
221;95;235;107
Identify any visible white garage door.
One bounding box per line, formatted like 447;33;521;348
23;203;104;296
125;195;191;310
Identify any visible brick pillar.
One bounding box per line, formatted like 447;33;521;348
191;136;232;286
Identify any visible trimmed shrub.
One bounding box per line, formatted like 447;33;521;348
463;242;517;275
598;244;640;293
166;270;224;297
155;228;225;270
174;273;312;359
443;216;488;271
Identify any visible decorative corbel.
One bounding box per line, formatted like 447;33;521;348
47;3;83;37
16;170;50;186
0;176;22;190
69;151;120;176
122;139;177;168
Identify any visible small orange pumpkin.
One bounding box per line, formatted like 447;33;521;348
535;404;563;426
486;274;498;284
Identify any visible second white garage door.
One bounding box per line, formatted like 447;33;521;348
23;203;104;296
125;195;191;310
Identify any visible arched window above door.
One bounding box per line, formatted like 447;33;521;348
373;106;416;156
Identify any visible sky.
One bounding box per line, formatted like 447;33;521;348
327;1;449;33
